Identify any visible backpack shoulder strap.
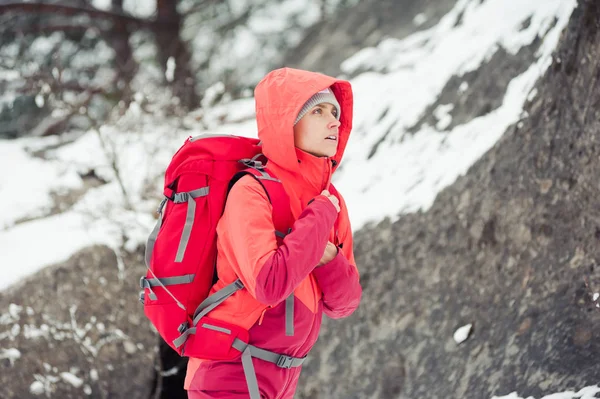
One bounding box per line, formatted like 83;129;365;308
228;167;293;237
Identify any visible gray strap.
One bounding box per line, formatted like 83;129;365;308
201;323;231;334
172;187;210;203
192;279;244;325
232;338;248;352
173;187;209;263
144;198;167;269
255;169;281;182
285;293;294;336
189;134;236;142
232;339;305;368
241;346;261;399
173;326;196;348
190;187;210;198
174;193;195;262
140;274;194;288
233;338;305;397
144;198;187;306
173;279;244;349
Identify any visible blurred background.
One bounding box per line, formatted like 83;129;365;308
1;0;600;398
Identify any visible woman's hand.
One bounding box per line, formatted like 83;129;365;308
320;190;340;212
317;241;338;267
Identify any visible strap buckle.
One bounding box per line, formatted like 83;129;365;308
178;322;189;334
276;355;294;369
173;192;189;203
156;198;168;214
234;279;245;289
239;159;265;170
140;277;157;300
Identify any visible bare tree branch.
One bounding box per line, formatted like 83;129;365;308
0;2;164;28
179;0;222;16
12;24;99;36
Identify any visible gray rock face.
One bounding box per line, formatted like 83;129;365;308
283;0;458;78
407;37;547;134
0;246;157;399
296;1;600;398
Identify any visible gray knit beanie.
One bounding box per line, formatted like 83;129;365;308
294;88;341;126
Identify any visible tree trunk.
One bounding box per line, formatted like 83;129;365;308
105;0;136;104
154;0;200;110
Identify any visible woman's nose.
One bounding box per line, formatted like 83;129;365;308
328;115;341;128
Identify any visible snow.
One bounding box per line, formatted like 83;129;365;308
185;0;326;88
165;57;176;83
93;0;156;18
8;303;22;319
35;94;45;108
493;385;600;399
60;371;84;388
0;138;84;230
0;0;576;301
0;348;21;366
29;381;45;395
335;0;575;228
0;69;19;81
91;0;111;11
453;323;472;344
0;126;167;289
413;13;428;26
30;34;62;56
0;209;153;290
434;103;454;131
123;0;157;18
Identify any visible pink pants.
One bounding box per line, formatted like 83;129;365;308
186;358;301;399
188;390;257;398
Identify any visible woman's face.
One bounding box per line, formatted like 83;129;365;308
293;102;341;158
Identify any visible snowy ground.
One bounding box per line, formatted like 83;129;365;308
492;386;600;399
1;0;593;397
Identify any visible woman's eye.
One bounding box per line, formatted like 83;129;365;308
313;108;322;114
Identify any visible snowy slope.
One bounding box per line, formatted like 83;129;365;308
335;0;576;228
0;0;574;292
1;1;595;396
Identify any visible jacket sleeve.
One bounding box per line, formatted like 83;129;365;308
218;175;338;306
311;195;362;319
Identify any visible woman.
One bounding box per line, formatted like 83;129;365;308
185;67;362;398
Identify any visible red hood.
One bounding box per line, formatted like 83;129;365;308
254;67;353;218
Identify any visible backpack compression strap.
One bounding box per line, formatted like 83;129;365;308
140;186;211;307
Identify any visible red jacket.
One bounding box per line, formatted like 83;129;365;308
185;68;362;397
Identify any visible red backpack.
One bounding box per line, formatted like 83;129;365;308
139;134;292;359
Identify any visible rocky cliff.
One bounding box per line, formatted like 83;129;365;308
296;1;600;397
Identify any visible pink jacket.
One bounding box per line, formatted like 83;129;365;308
185;67;362;397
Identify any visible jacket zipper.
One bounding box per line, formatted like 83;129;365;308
322;158;331;191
